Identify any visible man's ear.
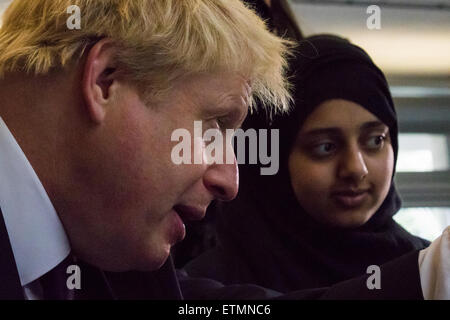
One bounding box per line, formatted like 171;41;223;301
82;38;119;124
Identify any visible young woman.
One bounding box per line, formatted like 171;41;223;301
185;34;430;292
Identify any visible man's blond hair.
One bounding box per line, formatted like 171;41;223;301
0;0;293;112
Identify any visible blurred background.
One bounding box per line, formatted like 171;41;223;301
1;0;448;242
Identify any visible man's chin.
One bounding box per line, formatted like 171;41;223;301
135;244;172;272
92;243;171;272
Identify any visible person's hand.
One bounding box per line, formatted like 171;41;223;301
419;226;450;299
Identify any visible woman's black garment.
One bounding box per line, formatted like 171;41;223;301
244;0;304;40
185;34;430;293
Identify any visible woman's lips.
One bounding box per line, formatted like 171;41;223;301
331;189;370;208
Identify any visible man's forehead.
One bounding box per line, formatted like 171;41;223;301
187;72;251;93
182;73;251;103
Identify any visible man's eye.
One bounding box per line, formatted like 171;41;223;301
205;118;225;131
365;135;386;150
217;118;226;130
310;142;336;157
217;116;236;131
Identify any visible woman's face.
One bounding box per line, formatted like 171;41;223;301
288;99;394;228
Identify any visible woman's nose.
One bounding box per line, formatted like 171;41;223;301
337;147;369;182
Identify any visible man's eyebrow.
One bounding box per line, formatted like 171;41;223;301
236;107;249;129
204;96;249;129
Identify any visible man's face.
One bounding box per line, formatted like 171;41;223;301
69;73;250;271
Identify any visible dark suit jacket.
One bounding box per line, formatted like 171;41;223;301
0;206;424;300
0;206;184;300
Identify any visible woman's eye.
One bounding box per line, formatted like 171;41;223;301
366;135;386;149
310;142;336;157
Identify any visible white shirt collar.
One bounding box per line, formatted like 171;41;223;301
0;116;70;286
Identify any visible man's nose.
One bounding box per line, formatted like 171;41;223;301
203;160;239;201
337;146;369;182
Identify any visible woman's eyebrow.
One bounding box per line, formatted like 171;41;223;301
301;127;341;138
301;121;387;138
359;121;387;131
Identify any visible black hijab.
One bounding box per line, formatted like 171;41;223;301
186;35;429;292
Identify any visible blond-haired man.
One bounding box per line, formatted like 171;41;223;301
0;0;292;299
